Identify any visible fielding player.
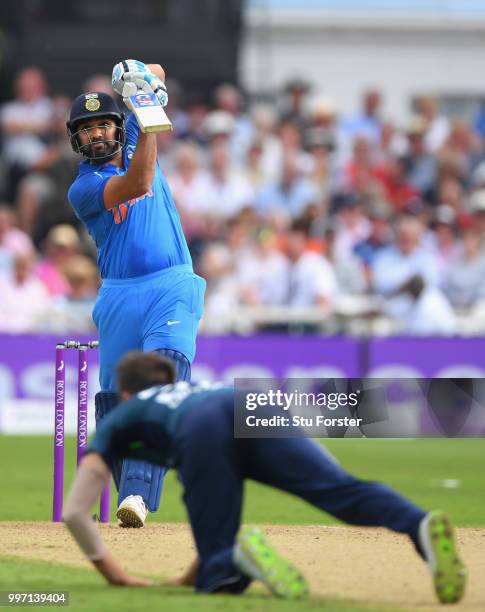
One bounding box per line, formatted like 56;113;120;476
64;352;466;604
66;59;206;528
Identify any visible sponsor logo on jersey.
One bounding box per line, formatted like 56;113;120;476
111;189;153;224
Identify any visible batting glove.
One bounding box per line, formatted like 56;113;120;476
112;59;150;96
120;79;153;102
119;75;168;106
140;73;168;107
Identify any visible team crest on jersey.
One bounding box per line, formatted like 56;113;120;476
127;145;135;160
85;98;101;112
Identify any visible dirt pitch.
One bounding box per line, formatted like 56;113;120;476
1;522;484;611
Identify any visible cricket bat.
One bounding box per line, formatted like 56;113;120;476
124;91;172;133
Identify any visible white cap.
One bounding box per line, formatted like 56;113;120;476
469;189;485;213
203;111;235;136
472;161;485;188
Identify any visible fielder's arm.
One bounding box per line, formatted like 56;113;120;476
166;557;198;587
63;453;152;587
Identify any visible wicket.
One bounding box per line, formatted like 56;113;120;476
53;340;110;523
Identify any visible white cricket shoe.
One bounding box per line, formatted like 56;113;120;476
116;495;148;528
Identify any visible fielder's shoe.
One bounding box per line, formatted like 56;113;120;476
234;526;309;599
116;495;148;528
419;510;466;604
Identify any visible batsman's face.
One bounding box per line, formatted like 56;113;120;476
76;117;120;161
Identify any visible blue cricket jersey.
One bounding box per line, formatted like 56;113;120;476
68;114;192;279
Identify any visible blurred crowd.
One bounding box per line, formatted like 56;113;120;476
1;66;485;335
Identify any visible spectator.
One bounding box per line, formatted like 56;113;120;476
469;190;485;234
36;224;81;296
471;161;485;190
255;152;318;222
41;255;99;333
203;110;235;147
310;97;338;132
184;101;210;146
213;83;254;163
285;219;337;309
341;135;380;198
375;120;407;165
433;174;467;222
204;141;254;218
243;139;267;190
375;156;420;212
372;216;439;297
354;201;393;276
0;67;54;200
61;255;98;300
238;229;290;306
167;142;211;232
332;193;372;258
304;127;336;199
372;216;450;332
0;250;52;332
250;105;281;181
15;95;79;243
279;78;312;130
0;205;34;270
82;74;113;96
442;117;482;179
155;128;177;176
425;205;459;283
199;243;239;333
399;280;456;336
163;78;190;138
339;88;383;161
444;227;485;308
226;213;255;259
404;116;437;197
473;103;485;139
415;95;450;153
324;223;367;296
309;96;338;161
277;119;312;174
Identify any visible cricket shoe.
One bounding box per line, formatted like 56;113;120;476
116;495;148;528
234;526;309;599
418;510;466;604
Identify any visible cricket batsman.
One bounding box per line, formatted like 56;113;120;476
66;59;206;527
63;352;466;604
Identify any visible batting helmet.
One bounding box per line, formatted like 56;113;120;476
67;92;126;162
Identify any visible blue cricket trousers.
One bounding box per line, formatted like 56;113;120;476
93;264;205;510
172;396;426;593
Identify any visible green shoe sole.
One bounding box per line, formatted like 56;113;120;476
425;511;467;604
235;527;309;599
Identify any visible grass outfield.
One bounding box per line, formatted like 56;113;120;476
2;437;483;611
1;436;483;525
0;556;399;612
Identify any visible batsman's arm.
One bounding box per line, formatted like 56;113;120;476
63;453;152;587
102;131;157;211
102;60;166;210
146;64;166;82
